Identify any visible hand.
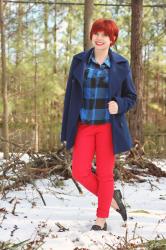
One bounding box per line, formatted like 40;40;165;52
108;101;118;114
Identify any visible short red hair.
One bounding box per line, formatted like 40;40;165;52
90;18;119;46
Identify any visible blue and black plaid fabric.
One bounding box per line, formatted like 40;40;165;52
79;48;111;124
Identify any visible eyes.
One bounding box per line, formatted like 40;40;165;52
94;32;108;37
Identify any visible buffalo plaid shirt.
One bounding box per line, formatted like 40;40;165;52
79;48;111;125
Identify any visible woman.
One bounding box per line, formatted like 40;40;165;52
60;18;137;231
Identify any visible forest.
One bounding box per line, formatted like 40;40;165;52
0;1;166;250
0;0;165;157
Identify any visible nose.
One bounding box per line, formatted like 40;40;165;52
96;33;103;39
95;35;104;42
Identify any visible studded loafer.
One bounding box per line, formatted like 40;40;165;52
113;189;127;221
90;222;107;231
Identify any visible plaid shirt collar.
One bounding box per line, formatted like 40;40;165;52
88;48;111;68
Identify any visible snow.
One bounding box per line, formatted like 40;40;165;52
0;154;166;250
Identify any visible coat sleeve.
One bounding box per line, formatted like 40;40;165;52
60;57;75;142
112;63;137;114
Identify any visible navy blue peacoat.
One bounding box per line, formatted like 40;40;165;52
60;47;137;155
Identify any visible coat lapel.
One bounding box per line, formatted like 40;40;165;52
72;60;86;91
107;49;127;98
73;48;93;91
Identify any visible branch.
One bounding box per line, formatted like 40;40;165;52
4;1;166;8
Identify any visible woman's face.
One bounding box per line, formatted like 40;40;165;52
91;31;111;51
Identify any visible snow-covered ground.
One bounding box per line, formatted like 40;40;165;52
0;154;165;250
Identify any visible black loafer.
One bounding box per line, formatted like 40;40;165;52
113;189;127;222
90;222;107;231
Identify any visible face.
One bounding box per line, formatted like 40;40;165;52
91;31;111;51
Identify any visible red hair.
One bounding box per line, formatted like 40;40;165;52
90;18;119;46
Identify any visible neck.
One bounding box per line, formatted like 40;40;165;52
94;47;110;63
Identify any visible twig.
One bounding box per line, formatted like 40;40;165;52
148;180;160;190
71;178;83;194
11;199;19;215
55;222;69;232
30;181;46;206
132;222;138;240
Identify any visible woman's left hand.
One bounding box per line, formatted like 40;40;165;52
108;101;118;114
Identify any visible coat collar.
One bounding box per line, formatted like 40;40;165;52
74;47;127;64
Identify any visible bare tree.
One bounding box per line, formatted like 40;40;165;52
84;0;94;50
0;0;9;159
129;0;143;144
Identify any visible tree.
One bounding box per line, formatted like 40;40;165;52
129;0;143;144
0;0;9;158
84;0;94;50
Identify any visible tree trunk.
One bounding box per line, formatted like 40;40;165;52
34;39;39;153
129;0;144;144
15;3;24;119
16;3;24;66
84;0;94;50
52;0;57;74
0;0;9;159
44;3;49;51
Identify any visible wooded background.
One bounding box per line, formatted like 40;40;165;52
0;0;165;159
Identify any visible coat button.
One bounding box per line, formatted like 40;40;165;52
120;121;123;128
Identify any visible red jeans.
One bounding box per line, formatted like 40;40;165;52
72;121;115;218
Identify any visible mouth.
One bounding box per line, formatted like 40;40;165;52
95;42;104;46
